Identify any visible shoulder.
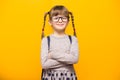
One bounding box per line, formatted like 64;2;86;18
71;35;78;41
41;36;47;43
41;35;51;42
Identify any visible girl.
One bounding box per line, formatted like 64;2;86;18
40;5;79;80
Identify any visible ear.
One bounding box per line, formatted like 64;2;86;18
48;20;52;26
67;20;70;24
68;20;70;23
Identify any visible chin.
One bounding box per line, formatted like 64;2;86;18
56;24;66;27
56;26;66;30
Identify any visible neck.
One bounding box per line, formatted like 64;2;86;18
53;30;66;37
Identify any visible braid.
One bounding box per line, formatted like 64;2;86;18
41;12;49;39
69;12;77;37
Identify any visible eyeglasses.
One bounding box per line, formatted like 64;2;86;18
52;16;68;22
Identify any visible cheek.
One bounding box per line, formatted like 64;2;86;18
50;21;69;28
51;22;59;26
50;22;57;28
65;21;69;26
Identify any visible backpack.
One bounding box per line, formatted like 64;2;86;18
41;35;72;79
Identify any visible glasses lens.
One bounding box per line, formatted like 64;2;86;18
52;16;68;22
52;17;59;22
62;17;67;21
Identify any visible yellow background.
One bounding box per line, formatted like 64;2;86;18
0;0;120;80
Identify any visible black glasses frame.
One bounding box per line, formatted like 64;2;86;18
52;16;68;22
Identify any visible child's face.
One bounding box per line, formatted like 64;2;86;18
49;15;69;32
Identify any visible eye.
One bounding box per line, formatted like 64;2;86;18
52;17;59;22
62;17;67;19
62;17;67;21
53;17;58;20
55;17;59;20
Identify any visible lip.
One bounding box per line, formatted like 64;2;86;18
56;24;64;26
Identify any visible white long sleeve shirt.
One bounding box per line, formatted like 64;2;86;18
40;34;80;72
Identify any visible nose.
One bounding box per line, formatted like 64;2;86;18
58;18;62;23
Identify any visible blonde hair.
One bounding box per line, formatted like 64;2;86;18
41;5;77;39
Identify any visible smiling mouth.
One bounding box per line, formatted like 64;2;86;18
56;24;64;26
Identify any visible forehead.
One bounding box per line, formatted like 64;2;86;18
52;15;66;17
50;9;69;17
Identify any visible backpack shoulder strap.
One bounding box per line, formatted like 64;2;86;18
47;36;50;51
68;35;72;44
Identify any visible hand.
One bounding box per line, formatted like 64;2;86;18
48;52;52;59
66;50;70;54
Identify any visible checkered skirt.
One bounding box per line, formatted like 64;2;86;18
42;69;77;80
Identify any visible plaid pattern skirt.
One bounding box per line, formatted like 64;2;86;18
41;69;77;80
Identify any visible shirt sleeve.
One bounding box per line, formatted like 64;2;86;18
40;37;68;69
50;36;80;64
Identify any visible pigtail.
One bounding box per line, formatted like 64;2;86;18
69;12;77;37
41;12;49;39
